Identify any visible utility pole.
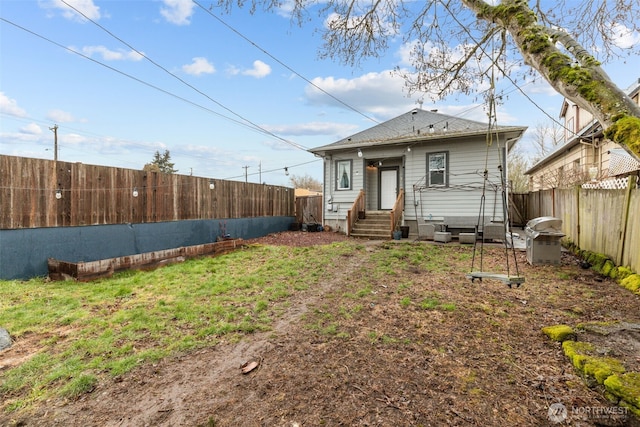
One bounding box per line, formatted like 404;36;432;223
49;124;58;161
243;165;250;182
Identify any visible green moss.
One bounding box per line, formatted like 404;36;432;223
602;260;615;276
562;341;594;369
542;324;575;342
620;274;640;293
605;115;640;157
562;341;625;385
584;357;626;384
586;252;610;274
616;267;634;281
604;372;640;415
576;320;618;333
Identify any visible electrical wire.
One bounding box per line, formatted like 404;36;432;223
0;16;317;179
192;0;382;128
0;17;277;140
59;0;309;152
438;0;580;138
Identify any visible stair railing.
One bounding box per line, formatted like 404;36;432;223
346;189;365;236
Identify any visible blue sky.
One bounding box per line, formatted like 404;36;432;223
1;0;639;187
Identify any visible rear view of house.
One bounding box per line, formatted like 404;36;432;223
309;108;526;238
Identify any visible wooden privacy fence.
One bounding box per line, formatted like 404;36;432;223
295;195;323;224
525;177;639;273
0;155;295;229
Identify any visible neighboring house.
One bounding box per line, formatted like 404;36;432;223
309;108;527;237
526;78;640;191
294;188;322;197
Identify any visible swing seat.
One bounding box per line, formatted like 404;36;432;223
466;271;525;288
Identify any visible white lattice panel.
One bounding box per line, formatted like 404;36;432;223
608;149;640;176
582;176;638;190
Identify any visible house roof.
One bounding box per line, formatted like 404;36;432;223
309;108;527;156
626;77;640;99
525;76;640;176
524;119;602;175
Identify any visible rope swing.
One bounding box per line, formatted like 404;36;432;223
466;66;524;288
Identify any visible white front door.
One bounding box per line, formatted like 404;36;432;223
380;169;397;210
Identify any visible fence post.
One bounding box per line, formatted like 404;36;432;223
617;175;637;265
575;185;581;248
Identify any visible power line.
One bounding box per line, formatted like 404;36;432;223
0;17;273;139
0;16;318;178
59;0;309;152
438;0;577;138
223;158;321;181
192;0;382;128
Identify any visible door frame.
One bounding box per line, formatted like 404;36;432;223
378;167;399;210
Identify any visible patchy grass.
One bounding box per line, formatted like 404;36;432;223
2;239;639;426
0;242;347;411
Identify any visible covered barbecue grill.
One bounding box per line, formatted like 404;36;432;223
525;217;565;265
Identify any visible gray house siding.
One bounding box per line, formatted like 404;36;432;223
405;138;506;223
311;109;525;235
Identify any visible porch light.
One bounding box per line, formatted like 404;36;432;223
55;189;62;200
588;166;598;181
132;187;139;198
357;149;363;158
406;146;411;152
429;125;435;133
209;179;215;190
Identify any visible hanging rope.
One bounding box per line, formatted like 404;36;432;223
467;42;524;288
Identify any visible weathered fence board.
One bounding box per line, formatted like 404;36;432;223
527;181;639;273
623;190;640;269
1;155;294;229
295;195;323;224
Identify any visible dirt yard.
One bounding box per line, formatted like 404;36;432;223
2;231;640;427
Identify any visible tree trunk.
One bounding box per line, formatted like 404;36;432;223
462;0;640;161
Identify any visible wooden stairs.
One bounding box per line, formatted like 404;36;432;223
350;211;393;239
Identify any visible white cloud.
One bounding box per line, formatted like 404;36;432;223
525;78;559;96
77;45;144;61
160;0;195;26
261;121;359;137
47;109;76;123
227;60;272;78
304;70;417;119
243;60;271;78
20;123;43;135
182;57;216;76
0;92;27;117
43;0;101;21
610;23;640;49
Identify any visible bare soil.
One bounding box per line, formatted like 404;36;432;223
2;231;640;427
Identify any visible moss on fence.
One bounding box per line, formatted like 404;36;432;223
563;240;640;295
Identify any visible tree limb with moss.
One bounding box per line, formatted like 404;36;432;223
214;0;640;160
463;0;640;159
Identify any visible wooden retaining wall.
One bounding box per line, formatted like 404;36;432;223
48;238;243;281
